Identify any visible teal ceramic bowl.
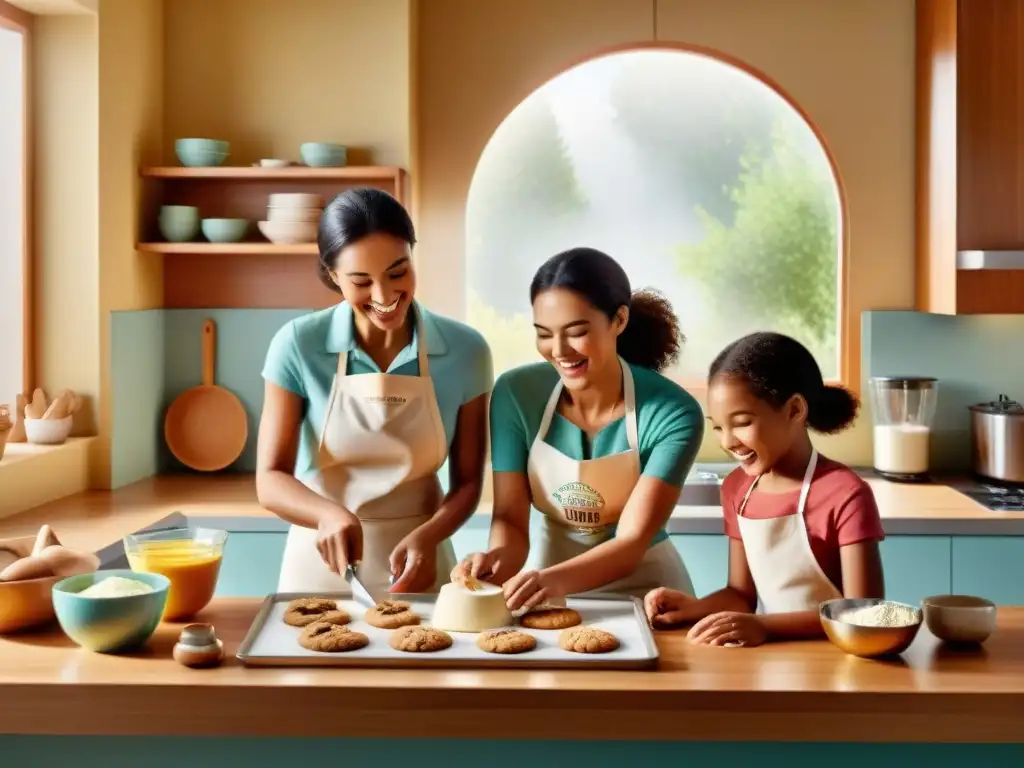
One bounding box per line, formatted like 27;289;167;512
201;218;249;243
300;142;347;167
175;138;229;168
52;570;170;654
158;205;200;242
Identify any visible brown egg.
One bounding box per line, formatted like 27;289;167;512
38;545;100;579
0;555;56;582
31;525;60;556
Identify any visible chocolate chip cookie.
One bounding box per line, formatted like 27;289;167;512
283;597;349;627
365;599;420;629
389;625;453;653
520;607;582;630
558;626;619;654
297;620;369;653
476;628;537;655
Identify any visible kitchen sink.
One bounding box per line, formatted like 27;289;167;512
678;463;733;506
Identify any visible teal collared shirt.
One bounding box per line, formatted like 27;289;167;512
262;301;493;483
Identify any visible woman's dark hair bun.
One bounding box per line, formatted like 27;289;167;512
530;247;684;372
709;331;858;435
316;188;415;293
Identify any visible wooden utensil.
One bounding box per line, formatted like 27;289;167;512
163;319;248;471
8;394;26;442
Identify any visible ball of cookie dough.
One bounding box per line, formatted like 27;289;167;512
283;597;347;627
365;599;420;630
476;628;537;654
298;620;369;653
520;607;582;630
389;625;453;653
558;626;619;654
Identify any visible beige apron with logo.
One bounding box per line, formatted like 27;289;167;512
736;449;842;613
525;359;694;599
277;316;456;596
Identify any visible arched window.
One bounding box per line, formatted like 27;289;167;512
465;48;843;382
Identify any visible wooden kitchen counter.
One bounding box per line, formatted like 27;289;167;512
0;598;1021;741
0;473;1020;554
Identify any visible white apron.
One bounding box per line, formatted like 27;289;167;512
525;359;694;599
277;313;457;596
736;449;842;613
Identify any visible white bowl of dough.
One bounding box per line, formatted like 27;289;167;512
24;416;73;445
430;581;513;633
258;220;318;245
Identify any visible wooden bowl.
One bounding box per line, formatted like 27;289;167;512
923;594;997;644
0;536;60;633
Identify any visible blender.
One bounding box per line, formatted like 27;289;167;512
868;376;938;482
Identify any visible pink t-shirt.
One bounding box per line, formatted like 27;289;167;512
721;456;885;592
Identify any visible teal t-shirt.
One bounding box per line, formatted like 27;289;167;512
261;301;493;483
489;361;705;544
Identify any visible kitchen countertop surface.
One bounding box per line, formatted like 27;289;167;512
0;598;1020;741
0;474;1023;554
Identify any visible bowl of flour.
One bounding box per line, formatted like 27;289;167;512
820;598;923;658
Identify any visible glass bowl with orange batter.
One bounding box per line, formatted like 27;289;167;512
124;527;227;621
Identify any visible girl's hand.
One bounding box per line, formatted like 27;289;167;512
644;587;700;628
687;611;767;647
451;550;502;586
503;569;562;611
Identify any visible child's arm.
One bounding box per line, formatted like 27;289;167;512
647;538;756;627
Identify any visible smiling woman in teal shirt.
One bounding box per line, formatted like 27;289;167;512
258;188;492;598
453;247;703;609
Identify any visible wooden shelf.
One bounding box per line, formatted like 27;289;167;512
139;165;403;181
137;242;317;255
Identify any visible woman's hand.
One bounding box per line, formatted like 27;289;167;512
389;526;440;593
451;550;503;586
687;611;767;647
503;569;563;611
316;508;363;575
644;587;700;629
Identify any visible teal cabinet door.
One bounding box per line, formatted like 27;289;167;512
879;536;951;605
952;537;1024;605
671;535;729;598
216;532;287;598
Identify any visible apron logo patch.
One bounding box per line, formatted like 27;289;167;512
552;482;605;527
363;395;407;405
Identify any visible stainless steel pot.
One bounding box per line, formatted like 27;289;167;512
969;395;1024;483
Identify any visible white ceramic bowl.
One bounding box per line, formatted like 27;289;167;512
259;159;289;168
267;192;321;209
267;205;322;223
24;416;73;445
923;594;997;644
258;220;318;245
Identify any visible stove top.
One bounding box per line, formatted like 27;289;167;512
959;483;1024;512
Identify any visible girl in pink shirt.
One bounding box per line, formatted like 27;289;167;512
645;332;885;646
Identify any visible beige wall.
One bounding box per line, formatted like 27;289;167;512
95;0;164;487
33;12;99;435
415;0;916;466
162;0;412;168
32;0;164;489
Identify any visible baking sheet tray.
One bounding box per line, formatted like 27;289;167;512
237;592;659;670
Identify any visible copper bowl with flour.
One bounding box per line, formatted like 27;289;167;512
820;598;923;658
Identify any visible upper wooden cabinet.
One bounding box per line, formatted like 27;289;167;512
917;0;1024;314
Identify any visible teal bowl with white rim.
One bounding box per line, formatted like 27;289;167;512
300;142;347;167
175;138;230;168
158;205;200;242
52;570;170;653
201;218;249;243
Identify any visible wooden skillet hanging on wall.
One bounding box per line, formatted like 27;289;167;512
164;319;248;471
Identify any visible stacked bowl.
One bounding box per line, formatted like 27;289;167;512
259;193;322;244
